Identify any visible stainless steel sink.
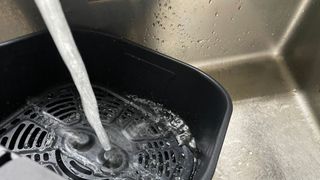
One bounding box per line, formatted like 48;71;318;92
201;55;320;179
1;0;320;179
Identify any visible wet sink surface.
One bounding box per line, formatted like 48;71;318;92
194;54;320;179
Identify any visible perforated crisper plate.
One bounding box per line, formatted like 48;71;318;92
0;85;196;180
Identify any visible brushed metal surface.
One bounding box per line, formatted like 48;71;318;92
0;0;302;62
198;54;320;179
0;0;44;42
2;0;320;179
283;0;320;120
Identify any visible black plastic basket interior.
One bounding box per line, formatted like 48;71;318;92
0;30;232;180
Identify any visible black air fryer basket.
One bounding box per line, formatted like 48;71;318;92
0;30;232;180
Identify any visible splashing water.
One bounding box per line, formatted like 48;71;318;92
34;0;111;151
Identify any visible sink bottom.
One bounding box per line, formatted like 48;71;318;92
194;53;320;179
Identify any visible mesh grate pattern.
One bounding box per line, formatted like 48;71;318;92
0;85;195;180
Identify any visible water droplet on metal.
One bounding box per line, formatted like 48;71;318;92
197;39;204;43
